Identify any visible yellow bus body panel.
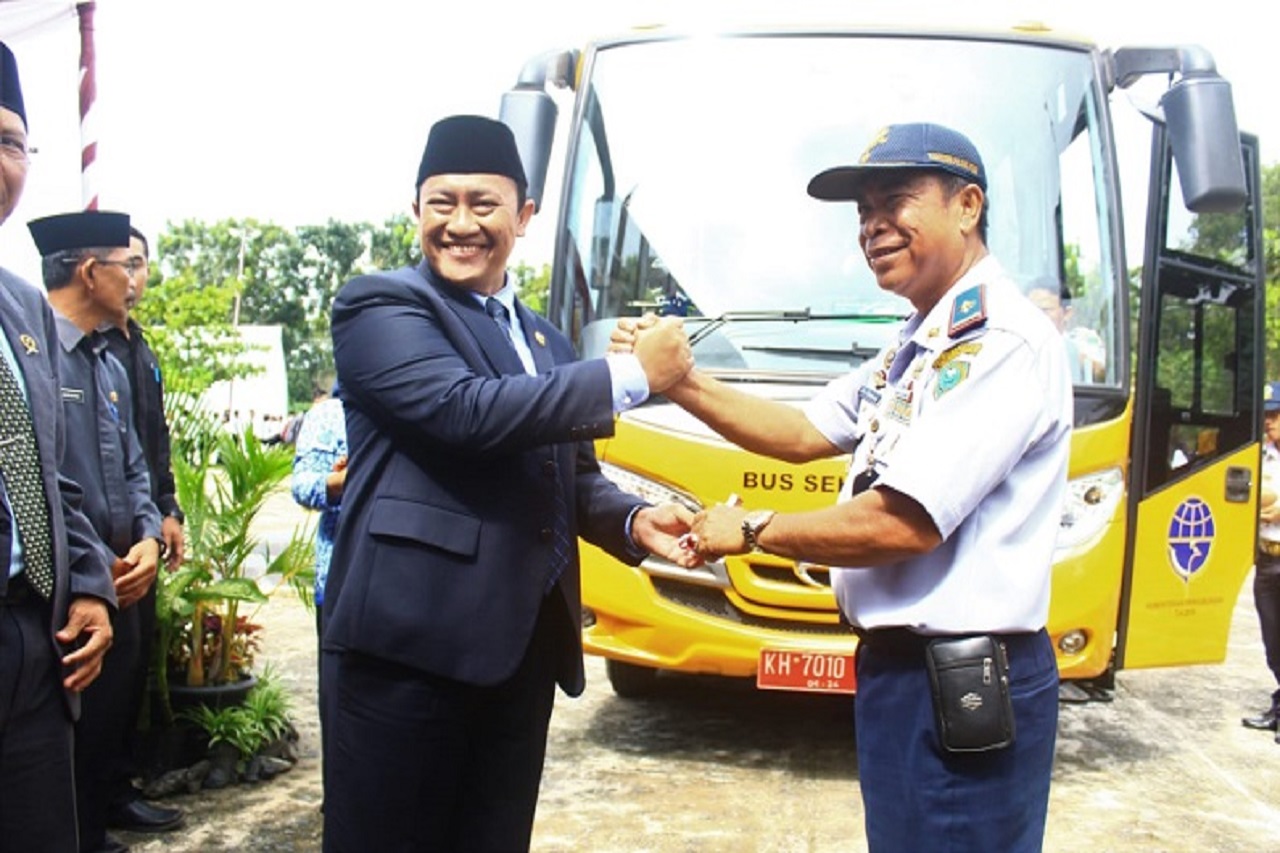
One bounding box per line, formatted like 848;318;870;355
1046;410;1133;680
1122;443;1259;669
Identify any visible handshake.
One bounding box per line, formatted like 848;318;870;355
610;313;694;395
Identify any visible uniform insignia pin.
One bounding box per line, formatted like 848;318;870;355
947;285;988;337
534;331;546;346
19;334;37;354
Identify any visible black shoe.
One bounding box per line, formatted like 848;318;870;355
85;834;130;853
106;798;185;833
1241;706;1279;730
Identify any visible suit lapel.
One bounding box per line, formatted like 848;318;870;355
415;263;524;376
513;299;554;375
0;275;58;489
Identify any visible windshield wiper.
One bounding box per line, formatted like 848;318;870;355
688;309;811;346
686;310;905;347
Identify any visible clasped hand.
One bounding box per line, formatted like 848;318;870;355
611;313;693;394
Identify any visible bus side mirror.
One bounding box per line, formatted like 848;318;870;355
1111;45;1248;214
1162;73;1247;213
500;88;557;213
500;49;577;213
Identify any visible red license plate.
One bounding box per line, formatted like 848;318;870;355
756;649;857;694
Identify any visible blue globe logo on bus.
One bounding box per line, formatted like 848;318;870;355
1167;497;1215;582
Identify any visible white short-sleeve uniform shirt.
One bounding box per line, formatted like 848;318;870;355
804;256;1073;633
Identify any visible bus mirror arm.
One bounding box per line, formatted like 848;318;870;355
1109;45;1217;91
1109;45;1247;214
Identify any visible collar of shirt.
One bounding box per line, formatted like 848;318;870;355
472;279;536;374
899;254;1004;354
52;311;106;356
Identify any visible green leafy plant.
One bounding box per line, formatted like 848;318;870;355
178;666;294;762
153;419;313;724
179;703;265;762
240;664;293;745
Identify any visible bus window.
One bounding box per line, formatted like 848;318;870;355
1142;144;1260;493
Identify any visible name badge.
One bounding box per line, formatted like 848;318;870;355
61;387;85;404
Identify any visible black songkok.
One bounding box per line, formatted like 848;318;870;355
27;211;131;257
0;41;25;129
415;115;527;194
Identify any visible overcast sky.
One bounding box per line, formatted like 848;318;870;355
0;0;1272;284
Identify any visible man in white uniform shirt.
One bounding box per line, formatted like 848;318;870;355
615;122;1072;852
1243;380;1280;741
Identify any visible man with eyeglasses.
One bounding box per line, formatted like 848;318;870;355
29;210;166;853
99;226;187;836
0;41;119;853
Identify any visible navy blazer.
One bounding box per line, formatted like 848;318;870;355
0;268;116;719
325;262;644;695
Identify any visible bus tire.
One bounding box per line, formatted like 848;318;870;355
606;659;660;698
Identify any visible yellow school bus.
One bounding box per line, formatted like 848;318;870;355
500;24;1265;698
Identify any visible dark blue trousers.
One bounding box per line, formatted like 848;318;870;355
0;587;78;853
855;629;1058;853
322;597;562;853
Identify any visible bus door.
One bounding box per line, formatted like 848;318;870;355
1118;132;1264;670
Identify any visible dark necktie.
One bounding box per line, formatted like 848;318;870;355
485;297;519;354
484;297;571;590
0;352;54;598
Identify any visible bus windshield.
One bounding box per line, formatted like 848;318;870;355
556;33;1123;386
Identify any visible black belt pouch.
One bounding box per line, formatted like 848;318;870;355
924;635;1015;753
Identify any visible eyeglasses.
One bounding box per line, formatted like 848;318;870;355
0;134;29;164
96;258;148;275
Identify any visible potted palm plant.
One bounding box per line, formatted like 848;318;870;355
153;423;314;726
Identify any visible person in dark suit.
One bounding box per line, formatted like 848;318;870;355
0;41;117;853
100;226;186;836
322;115;696;853
29;210;166;853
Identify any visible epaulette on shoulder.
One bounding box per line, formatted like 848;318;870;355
947;284;987;338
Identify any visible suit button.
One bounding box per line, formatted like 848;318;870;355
540;528;553;542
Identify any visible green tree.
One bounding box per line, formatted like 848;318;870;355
1262;164;1280;379
130;264;251;401
369;213;420;271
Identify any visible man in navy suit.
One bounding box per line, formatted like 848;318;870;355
0;41;117;853
322;115;696;852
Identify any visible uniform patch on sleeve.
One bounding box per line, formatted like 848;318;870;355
933;361;971;399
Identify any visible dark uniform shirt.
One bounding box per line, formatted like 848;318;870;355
53;314;160;557
103;319;181;521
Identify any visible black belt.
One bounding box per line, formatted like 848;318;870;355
856;627;1039;660
1260;540;1280;559
0;573;36;606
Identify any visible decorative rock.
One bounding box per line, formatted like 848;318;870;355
258;756;293;779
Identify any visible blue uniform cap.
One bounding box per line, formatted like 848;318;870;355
808;122;986;201
1265;381;1280;413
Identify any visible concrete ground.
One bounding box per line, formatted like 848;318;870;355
119;488;1280;852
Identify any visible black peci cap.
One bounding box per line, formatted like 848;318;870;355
0;41;25;129
414;115;527;194
27;211;131;257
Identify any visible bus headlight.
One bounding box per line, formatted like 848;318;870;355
598;461;702;514
1058;629;1089;655
1056;467;1124;553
